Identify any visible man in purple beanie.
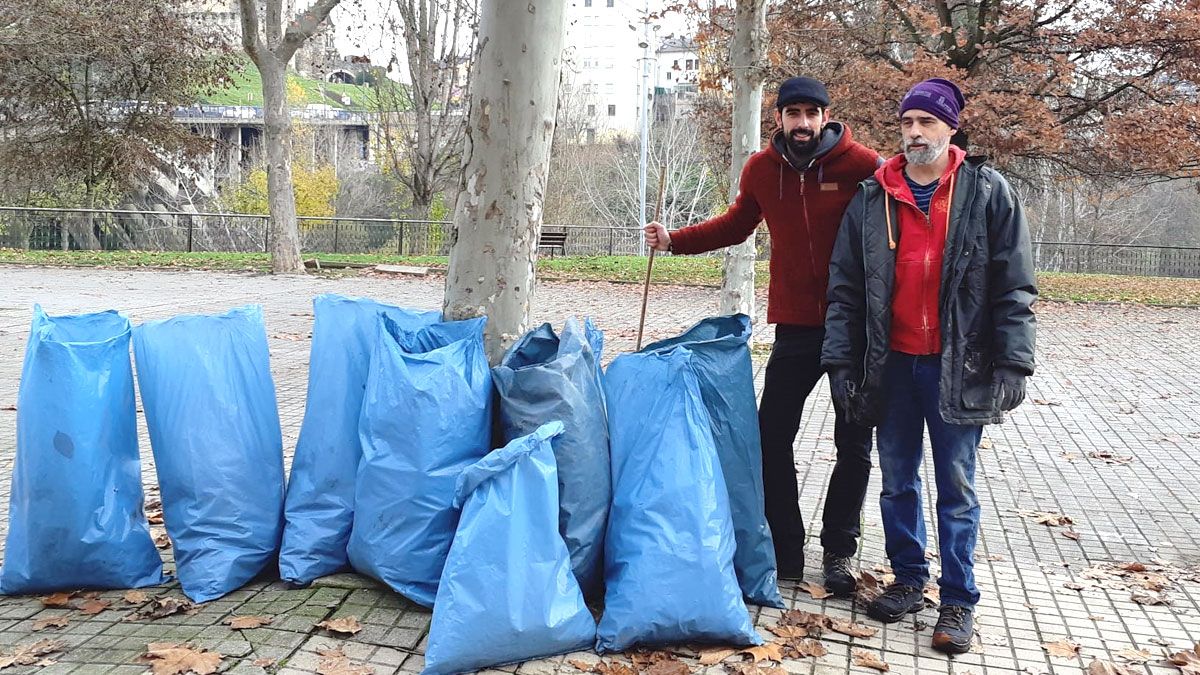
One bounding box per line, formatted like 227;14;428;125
822;77;1037;653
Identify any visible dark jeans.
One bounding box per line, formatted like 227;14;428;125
759;325;874;568
878;352;982;607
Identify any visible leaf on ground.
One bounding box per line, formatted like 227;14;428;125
978;438;993;449
146;510;165;525
923;584;941;606
0;639;66;669
829;618;878;638
593;661;637;675
851;649;890;672
1032;399;1061;406
154;532;172;549
253;658;276;668
787;640;827;659
643;659;690;675
1018;511;1073;527
123;590;149;605
765;625;809;639
799;581;832;599
39;592;76;608
1062;529;1081;540
130;597;195;621
1087;451;1133;465
316;616;363;635
315;648;374;675
31;616;69;631
225;615;272;630
1167;643;1200;674
1114;648;1152;664
140;643;223;675
79;599;110;615
1042;639;1081;659
724;665;785;675
1130;589;1170;605
1120;562;1147;573
740;642;785;663
568;660;597;672
698;648;739;665
1086;658;1138;675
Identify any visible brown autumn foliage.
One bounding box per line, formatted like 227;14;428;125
678;0;1200;182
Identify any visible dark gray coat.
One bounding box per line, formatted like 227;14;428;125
821;156;1037;426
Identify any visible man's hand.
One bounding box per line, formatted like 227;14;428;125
828;368;855;413
643;221;671;252
992;367;1027;411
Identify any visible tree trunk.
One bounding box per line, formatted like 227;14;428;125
260;57;305;274
719;0;766;320
443;0;567;364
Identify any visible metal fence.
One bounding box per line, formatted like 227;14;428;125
3;207;1200;278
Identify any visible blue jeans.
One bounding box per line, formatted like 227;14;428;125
877;352;982;608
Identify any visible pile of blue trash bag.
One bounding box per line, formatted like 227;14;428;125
133;305;285;603
0;307;165;594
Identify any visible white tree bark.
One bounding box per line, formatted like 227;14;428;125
238;0;340;274
443;0;567;363
719;0;766;319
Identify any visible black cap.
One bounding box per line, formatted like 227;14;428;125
775;76;830;109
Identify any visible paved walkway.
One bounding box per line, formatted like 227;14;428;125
0;265;1197;675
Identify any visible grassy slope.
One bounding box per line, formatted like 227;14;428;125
201;62;373;110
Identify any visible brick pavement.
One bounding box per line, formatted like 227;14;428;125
0;265;1197;675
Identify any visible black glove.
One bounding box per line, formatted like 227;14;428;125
828;368;856;413
992;367;1027;412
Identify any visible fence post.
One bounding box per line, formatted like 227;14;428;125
187;216;194;253
397;222;404;256
333;220;340;254
608;227;614;255
263;219;269;253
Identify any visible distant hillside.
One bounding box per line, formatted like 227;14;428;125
202;60;375;110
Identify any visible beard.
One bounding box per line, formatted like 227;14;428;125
903;134;950;166
786;127;819;155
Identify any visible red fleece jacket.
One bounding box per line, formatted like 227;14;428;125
670;126;880;326
875;144;966;355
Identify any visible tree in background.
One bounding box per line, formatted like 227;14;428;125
237;0;341;274
0;0;231;249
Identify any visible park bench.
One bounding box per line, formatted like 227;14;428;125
537;230;568;256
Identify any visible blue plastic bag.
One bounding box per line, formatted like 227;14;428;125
347;316;491;608
423;422;596;675
279;295;440;586
0;307;165;594
493;318;610;595
132;305;285;603
597;347;760;652
643;314;783;607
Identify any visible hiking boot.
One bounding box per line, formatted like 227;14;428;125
931;605;974;654
866;583;924;623
822;553;857;596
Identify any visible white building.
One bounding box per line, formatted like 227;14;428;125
654;37;700;121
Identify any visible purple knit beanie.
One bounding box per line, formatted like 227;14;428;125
899;78;966;129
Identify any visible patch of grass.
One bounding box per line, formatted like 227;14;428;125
537;255;771;287
202;61;373;110
1036;272;1200;306
0;249;272;271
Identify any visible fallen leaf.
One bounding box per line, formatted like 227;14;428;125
123;590;149;605
0;639;65;669
1114;648;1151;664
1086;658;1138;675
140;644;223;675
1121;562;1147;573
129;597;195;621
698;648;738;665
316;616;363;635
1062;529;1081;541
568;661;596;672
594;662;637;675
315;648;374;675
779;610;827;631
828;618;878;638
724;665;785;675
1131;589;1170;605
39;592;76;608
1032;399;1061;406
79;599;110;615
852;650;889;672
1042;639;1081;659
923;584;941;606
740;642;785;663
643;660;690;675
788;640;827;658
1087;451;1133;465
987;554;1006;561
154;532;172;549
765;625;808;639
225;615;273;630
978;438;993;449
253;658;276;668
146;510;165;525
1167;643;1200;674
31;616;69;631
799;581;832;599
1064;582;1087;591
1018;511;1073;527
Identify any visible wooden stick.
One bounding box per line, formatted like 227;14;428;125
636;164;669;351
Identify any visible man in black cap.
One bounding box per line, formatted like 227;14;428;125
644;77;881;593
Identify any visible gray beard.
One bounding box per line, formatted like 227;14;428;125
904;135;950;166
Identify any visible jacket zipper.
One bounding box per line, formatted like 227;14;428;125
799;167;823;317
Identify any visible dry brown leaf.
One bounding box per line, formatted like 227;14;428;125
698;648;739;665
315;647;374;675
147;510;165;525
799;581;832;599
568;660;597;672
140;643;223;675
851;649;889;672
724;665;786;675
779;609;826;628
1121;562;1147;573
39;592;75;608
1042;639;1081;659
740;642;785;663
0;639;66;669
1086;658;1138;675
225;615;273;630
643;660;690;675
79;599;110;615
1167;643;1200;674
130;597;195;621
123;590;149;605
594;662;637;675
1018;511;1074;527
1130;589;1170;605
31;616;69;631
829;618;878;638
154;532;172;549
1087;451;1133;465
1062;529;1081;541
788;640;828;658
765;625;808;639
1114;648;1152;664
316;616;363;635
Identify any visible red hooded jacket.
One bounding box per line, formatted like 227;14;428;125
670;123;881;326
875;144;967;355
